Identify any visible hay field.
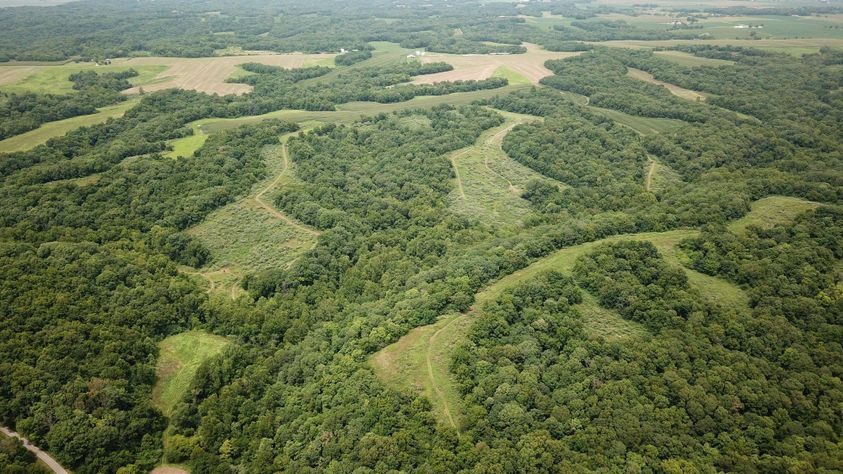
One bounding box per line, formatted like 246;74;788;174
0;62;165;94
414;43;580;85
594;38;843;55
119;53;335;95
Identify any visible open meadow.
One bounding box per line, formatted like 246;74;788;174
153;331;230;416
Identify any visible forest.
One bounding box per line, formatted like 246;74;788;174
0;0;841;473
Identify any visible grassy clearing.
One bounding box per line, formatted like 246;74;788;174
646;157;684;194
165;122;207;159
193;84;530;133
370;312;471;432
728;195;821;234
492;66;530;85
448;115;541;229
153;331;229;415
371;206;788;428
187;143;317;295
589;105;686;135
577;292;647;341
0;63;166;94
0;98;139;153
654;50;734;67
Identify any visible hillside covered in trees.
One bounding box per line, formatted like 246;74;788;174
0;0;841;473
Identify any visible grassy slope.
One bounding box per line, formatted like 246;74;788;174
0;98;140;153
372;195;822;427
654;50;734;67
153;331;229;416
448;112;547;229
493;66;531;85
728;195;821;234
186;138;318;297
0;64;166;94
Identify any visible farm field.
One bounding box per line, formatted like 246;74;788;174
186;140;318;297
118;53;336;95
0;63;166;94
153;330;230;415
414;44;581;85
0;98;139;153
593;38;843;55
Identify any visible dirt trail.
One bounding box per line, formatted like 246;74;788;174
450;149;470;200
253;140;320;237
0;426;69;474
426;315;465;432
645;158;657;192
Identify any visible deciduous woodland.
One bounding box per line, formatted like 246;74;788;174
0;0;841;473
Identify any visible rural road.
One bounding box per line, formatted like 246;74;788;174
0;426;69;474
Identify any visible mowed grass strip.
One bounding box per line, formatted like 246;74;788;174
153;331;229;415
728;195;821;234
0;98;140;153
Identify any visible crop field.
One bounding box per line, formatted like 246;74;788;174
728;195;821;234
627;67;707;101
594;38;843;55
118;53;335;95
0;98;139;153
153;330;230;415
0;63;166;94
415;44;581;85
692;14;843;40
186;141;317;297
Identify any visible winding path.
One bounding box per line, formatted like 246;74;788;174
253;140;320;237
449;149;470;200
0;426;69;474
